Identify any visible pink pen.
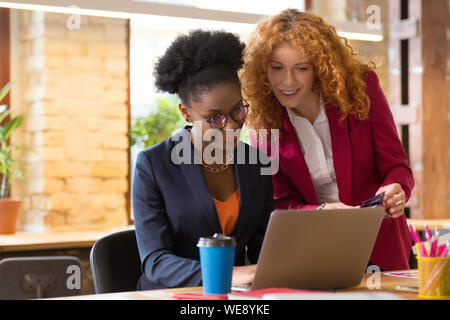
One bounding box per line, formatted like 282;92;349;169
409;225;419;244
429;237;436;257
437;245;446;257
431;227;440;257
412;225;421;243
439;247;448;258
424;225;432;242
420;241;428;257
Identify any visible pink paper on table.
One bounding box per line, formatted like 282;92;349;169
383;271;419;279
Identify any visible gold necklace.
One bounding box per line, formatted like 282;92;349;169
199;153;234;173
201;162;230;173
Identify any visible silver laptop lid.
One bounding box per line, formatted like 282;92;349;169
251;207;385;290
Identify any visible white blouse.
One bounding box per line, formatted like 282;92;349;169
286;97;340;204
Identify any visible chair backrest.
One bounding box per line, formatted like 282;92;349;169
90;228;141;294
0;256;82;299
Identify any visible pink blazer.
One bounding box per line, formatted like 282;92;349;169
257;71;414;271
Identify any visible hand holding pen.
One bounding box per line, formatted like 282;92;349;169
375;183;406;218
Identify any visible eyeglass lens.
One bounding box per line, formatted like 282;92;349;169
208;105;248;129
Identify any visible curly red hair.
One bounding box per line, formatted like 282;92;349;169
239;9;375;130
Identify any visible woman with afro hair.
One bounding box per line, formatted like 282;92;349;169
132;30;274;290
239;9;414;271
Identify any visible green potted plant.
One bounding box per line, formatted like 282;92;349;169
129;95;251;148
0;82;25;234
130;96;186;149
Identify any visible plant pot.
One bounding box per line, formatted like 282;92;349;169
0;198;21;234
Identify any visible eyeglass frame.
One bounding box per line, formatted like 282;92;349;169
183;98;249;130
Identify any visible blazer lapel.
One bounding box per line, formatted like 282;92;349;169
325;104;352;204
172;129;222;234
279;108;318;204
230;143;251;238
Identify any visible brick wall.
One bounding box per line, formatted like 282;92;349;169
11;11;129;232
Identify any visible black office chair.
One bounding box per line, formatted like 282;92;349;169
89;228;142;294
0;256;82;299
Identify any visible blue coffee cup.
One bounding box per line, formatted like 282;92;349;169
197;233;236;295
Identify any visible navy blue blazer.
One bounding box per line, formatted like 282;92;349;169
132;127;274;290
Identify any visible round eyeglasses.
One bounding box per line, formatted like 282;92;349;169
188;99;249;130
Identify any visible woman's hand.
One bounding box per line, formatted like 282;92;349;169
376;183;405;218
232;265;257;285
322;202;354;210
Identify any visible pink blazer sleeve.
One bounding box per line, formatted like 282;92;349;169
365;71;415;201
364;71;413;271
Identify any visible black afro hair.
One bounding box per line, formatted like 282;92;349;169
154;29;245;105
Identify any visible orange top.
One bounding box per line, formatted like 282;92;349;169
213;190;240;236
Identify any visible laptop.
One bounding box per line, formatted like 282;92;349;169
237;207;385;291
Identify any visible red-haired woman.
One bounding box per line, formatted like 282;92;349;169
239;9;414;271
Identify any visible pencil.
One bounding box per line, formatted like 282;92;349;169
424;225;432;242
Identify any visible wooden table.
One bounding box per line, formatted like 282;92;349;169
47;271;425;300
0;226;134;295
0;226;134;252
